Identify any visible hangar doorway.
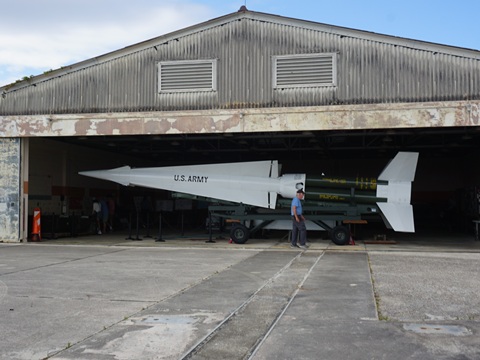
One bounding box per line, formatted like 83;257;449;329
26;127;480;242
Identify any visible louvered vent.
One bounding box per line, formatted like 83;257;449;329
273;53;336;88
158;60;217;92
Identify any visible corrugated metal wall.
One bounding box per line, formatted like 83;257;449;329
1;16;479;115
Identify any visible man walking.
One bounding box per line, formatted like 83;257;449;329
291;189;308;249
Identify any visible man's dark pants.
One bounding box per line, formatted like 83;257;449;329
292;219;307;246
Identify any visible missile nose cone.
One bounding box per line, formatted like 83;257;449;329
79;166;132;186
78;170;110;181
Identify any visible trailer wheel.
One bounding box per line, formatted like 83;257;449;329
230;224;249;244
331;225;350;246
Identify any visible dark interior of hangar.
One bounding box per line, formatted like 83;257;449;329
28;127;480;242
54;126;480;165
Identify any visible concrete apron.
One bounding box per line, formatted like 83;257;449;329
254;252;479;360
51;250;313;359
50;251;381;359
2;244;478;359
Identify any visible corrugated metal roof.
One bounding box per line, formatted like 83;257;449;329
1;9;479;115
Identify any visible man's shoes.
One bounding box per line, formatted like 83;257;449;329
290;244;309;249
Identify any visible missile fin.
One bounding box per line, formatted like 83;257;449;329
375;152;419;232
269;161;280;178
377;203;415;232
378;152;419;182
268;192;278;209
376;182;412;204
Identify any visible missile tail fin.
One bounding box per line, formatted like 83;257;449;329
376;152;419;233
377;203;415;232
378;152;419;182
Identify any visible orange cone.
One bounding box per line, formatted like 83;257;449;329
349;235;355;245
31;207;41;241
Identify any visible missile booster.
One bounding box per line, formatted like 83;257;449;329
304;177;386;205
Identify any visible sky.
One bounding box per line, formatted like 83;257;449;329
1;0;480;87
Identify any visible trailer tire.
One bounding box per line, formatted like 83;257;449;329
230;224;249;244
331;225;350;246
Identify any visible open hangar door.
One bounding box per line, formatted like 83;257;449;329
27;137;162;239
28;126;480;241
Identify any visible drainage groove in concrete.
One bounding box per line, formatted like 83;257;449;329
183;252;324;360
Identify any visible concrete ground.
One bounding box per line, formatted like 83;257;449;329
1;231;480;359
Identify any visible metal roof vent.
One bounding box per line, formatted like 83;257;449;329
273;53;337;88
158;60;217;93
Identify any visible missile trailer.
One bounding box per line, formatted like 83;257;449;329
174;176;385;245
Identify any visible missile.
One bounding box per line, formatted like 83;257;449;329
79;151;419;233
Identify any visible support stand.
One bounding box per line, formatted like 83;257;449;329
125;212;134;240
181;211;184;237
205;211;216;243
132;211;142;241
155;212;165;242
144;212;152;239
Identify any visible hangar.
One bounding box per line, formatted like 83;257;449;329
0;7;479;243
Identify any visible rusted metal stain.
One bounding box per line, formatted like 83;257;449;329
0;101;478;138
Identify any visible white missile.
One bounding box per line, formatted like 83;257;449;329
80;160;305;209
79;152;419;232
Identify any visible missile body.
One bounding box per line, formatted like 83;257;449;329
80;160;305;209
80;152;419;233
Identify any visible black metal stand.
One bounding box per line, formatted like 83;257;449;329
181;211;184;236
144;212;152;238
133;211;142;240
155;212;165;242
125;212;134;240
205;211;216;243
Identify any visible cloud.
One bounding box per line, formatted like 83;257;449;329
0;0;221;86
